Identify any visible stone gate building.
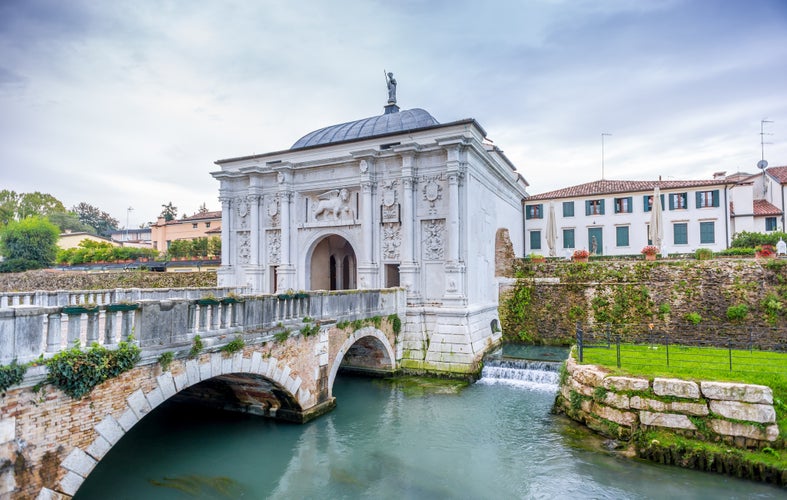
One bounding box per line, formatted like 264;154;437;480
211;82;529;373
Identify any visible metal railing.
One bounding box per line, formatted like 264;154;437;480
576;322;787;376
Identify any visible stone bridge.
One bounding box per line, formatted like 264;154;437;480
0;287;406;499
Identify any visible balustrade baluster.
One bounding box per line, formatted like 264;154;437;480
47;312;62;352
105;311;117;345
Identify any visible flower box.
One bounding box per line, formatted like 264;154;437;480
572;249;589;262
294;292;309;299
62;305;99;315
197;298;220;306
221;297;244;304
277;294;293;300
106;303;140;312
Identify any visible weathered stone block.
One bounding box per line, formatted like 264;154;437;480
62;447;97;478
85;435;112;461
0;417;14;444
157;372;177;399
603;376;649;392
640;411;696;430
116;408;139;432
668;401;709;416
570;378;594;397
630;396;665;412
708;400;776;423
95;415;124;445
653;378;699;399
592;402;637;426
700;381;773;404
572;364;607;387
59;471;84;496
602;392;630;409
35;487;67;500
709;419;778;441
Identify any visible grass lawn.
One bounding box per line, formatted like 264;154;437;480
578;343;787;439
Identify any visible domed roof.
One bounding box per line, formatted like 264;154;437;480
291;108;439;149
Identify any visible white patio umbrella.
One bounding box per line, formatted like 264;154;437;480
546;202;558;257
648;187;664;251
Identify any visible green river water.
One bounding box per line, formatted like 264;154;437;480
75;352;784;499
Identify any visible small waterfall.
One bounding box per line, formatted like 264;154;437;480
477;358;561;392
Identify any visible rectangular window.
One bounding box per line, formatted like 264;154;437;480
585;199;605;216
205;222;211;228
673;223;688;245
700;221;715;244
526;204;543;220
192;223;198;229
766;217;778;231
669;193;688;210
563;229;575;249
695;190;720;208
644;194;665;212
530;230;541;250
616;226;630;247
614;197;633;214
562;201;574;217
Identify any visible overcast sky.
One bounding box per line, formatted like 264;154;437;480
2;0;786;227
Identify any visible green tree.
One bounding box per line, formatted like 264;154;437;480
0;190;20;226
0;216;60;271
17;192;66;219
47;211;95;234
160;202;177;222
72;202;119;236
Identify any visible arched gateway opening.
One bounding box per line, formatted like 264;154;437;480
310;235;357;290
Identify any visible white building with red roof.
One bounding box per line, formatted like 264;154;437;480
524;178;735;257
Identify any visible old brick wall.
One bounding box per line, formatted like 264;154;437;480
500;259;787;345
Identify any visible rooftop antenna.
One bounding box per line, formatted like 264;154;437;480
758;119;773;194
601;133;612;180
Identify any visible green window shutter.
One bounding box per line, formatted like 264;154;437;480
626;197;633;213
599;199;605;215
696;191;702;209
616;226;629;247
563;229;575;248
585;200;591;216
643;195;651;212
712;190;719;207
660;194;665;209
669;194;675;210
530;230;541;250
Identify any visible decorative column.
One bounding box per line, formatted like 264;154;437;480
245;189;265;292
398;152;420;301
357;158;379;288
443;146;467;305
276;168;296;291
217;192;234;287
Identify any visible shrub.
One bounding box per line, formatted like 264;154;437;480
0;360;28;393
0;216;59;270
45;340;140;399
726;304;748;322
694;248;713;260
158;351;174;371
685;312;702;325
221;336;244;354
189;335;204;358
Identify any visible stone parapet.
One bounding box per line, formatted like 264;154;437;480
555;358;782;449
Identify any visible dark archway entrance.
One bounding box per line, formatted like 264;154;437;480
310;235;357;290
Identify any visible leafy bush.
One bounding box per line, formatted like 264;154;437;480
0;216;59;270
189;335;204;358
715;247;755;257
0;258;43;273
685;312;702;325
694;248;713;260
731;231;787;248
158;351;174;371
220;336;245;354
45;340;140;399
0;360;28;393
726;304;748;322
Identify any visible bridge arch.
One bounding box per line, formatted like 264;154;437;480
304;231;359;291
328;326;396;395
53;352;312;498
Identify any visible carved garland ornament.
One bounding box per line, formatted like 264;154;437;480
422;219;445;261
237;231;251;264
268;230;281;264
382;223;401;261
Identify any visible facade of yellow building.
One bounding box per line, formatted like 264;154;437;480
150;211;221;252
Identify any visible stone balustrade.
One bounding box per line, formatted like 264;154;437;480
0;286;244;308
0;288;405;365
556;356;781;449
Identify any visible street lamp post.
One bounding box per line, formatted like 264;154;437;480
126;207;134;242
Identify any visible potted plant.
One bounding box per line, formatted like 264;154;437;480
641;245;659;261
755;244;775;259
528;253;546;263
572;249;590;262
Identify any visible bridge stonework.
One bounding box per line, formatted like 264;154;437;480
0;289;404;499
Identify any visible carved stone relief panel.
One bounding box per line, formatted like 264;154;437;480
421;219;445;261
418;174;445;217
237;231;251;264
266;195;280;227
311;188;355;222
382;223;401;261
381;180;400;223
236;198;250;229
267;229;281;264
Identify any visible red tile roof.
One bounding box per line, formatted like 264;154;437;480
766;166;787;184
526;179;730;201
180;211;221;221
753;199;782;216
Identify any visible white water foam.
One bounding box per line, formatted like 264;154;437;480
477;360;560;392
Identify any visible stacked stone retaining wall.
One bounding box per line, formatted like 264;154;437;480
555;356;781;449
